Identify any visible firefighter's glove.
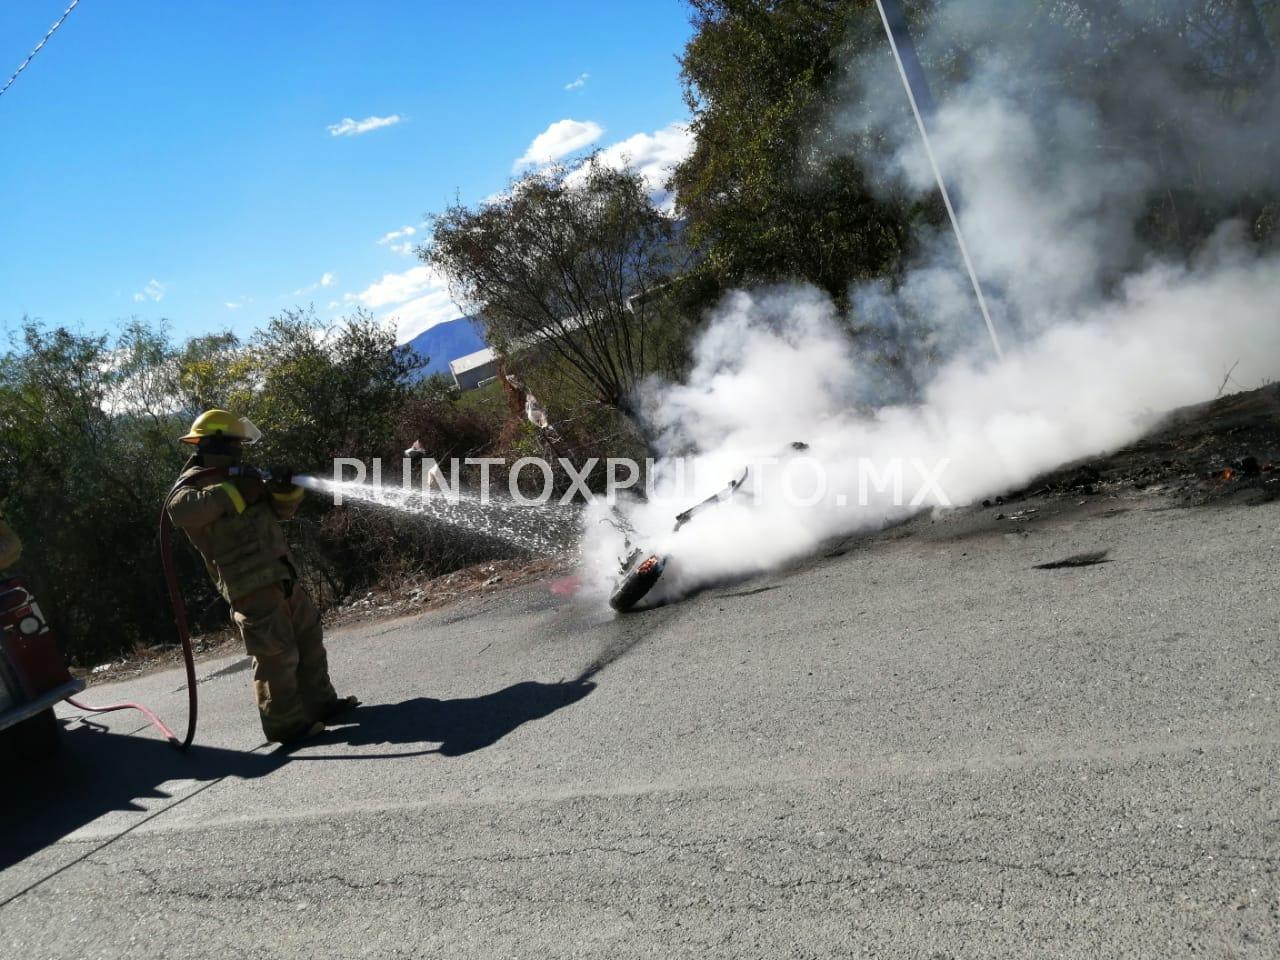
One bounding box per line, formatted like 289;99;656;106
268;466;295;491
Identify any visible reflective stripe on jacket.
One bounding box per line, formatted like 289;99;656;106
166;462;305;601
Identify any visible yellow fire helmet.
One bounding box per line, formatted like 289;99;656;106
178;409;263;445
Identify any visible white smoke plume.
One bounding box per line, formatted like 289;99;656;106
581;1;1280;606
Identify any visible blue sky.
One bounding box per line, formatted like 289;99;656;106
0;1;694;345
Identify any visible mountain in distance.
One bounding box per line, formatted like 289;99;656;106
403;316;487;377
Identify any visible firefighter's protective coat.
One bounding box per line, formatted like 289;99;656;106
167;457;339;741
167;462;304;601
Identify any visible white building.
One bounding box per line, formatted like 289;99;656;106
449;347;499;391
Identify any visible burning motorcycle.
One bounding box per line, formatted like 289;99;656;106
608;442;808;612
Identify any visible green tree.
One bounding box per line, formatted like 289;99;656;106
237;307;422;469
165;308;422;470
672;0;919;304
1000;2;1280;252
0;308;424;665
0;321;187;664
429;158;685;416
174;331;252;414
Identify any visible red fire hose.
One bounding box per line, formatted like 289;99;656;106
63;468;222;750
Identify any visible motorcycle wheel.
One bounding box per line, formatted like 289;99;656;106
609;554;666;612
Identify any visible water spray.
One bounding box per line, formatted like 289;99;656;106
293;473;579;556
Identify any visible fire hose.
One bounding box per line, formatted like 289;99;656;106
63;467;228;750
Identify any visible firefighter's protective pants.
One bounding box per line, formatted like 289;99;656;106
231;582;338;741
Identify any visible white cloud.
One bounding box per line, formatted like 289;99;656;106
132;279;165;303
564;72;589;91
346;265;439;308
224;302;242;310
344;263;462;342
514;118;603;170
293;272;337;296
377;225;419;256
566;121;694;209
378;225;417;244
387;289;464;343
327;114;402;137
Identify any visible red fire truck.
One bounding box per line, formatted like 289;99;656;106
0;576;82;762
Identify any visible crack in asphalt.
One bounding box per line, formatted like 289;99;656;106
0;740;275;912
60;825;1278;914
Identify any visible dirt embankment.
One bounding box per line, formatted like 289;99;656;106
1007;383;1280;508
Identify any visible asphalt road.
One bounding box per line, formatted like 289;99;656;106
2;490;1277;958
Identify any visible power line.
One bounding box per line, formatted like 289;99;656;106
875;0;1004;361
0;0;84;102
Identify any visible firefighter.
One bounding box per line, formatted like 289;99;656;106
0;514;21;571
167;409;358;744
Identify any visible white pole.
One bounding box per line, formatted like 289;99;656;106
874;0;1004;360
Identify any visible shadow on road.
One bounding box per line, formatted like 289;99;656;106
323;679;596;757
1;680;595;880
0;722;280;877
